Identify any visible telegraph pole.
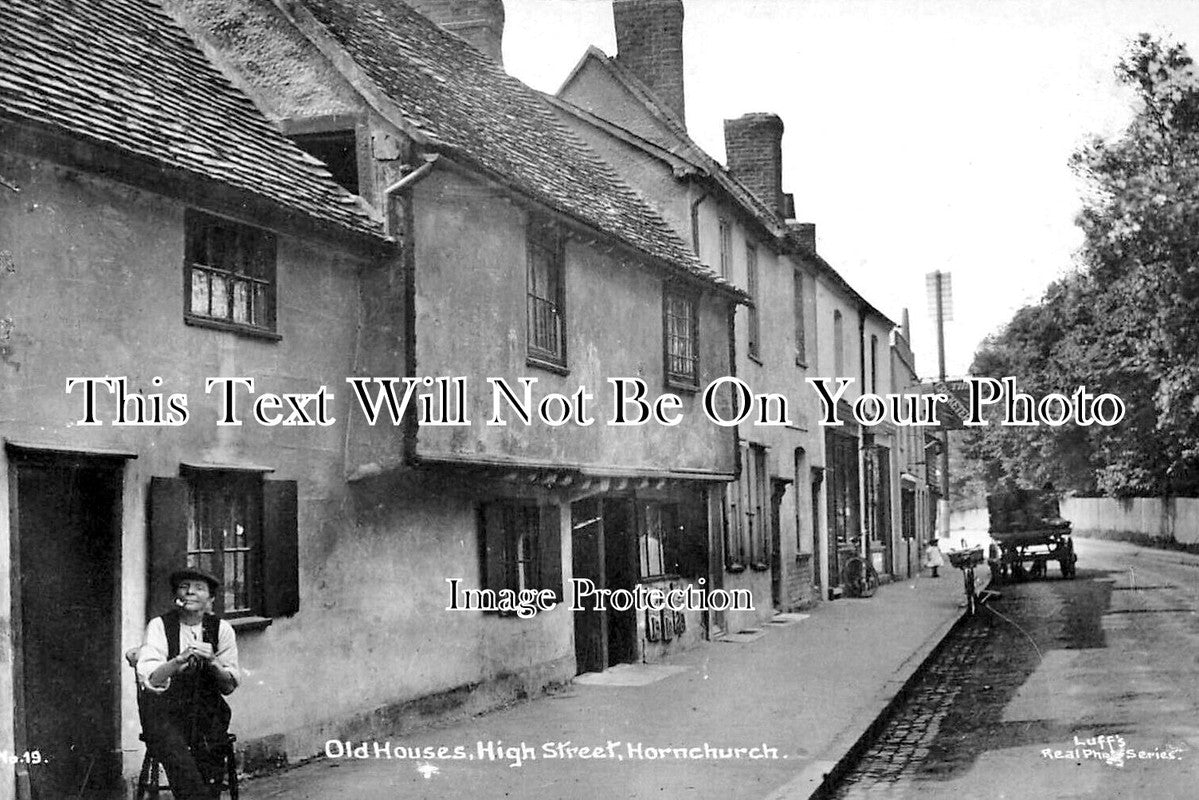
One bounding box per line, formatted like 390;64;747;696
928;270;952;540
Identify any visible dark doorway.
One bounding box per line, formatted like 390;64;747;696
876;446;893;575
811;468;824;593
10;452;123;799
570;497;638;672
602;499;638;667
769;479;788;610
571;499;605;674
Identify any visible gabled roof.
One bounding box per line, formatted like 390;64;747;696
557;47;896;328
289;0;735;294
0;0;383;240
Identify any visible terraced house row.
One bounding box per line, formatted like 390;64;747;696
0;0;939;796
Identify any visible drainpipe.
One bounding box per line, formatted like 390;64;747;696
386;154;440;466
858;308;869;563
383;154;440;237
689;188;710;257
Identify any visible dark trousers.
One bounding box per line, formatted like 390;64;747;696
143;716;225;800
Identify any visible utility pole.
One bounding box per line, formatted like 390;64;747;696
927;270;952;541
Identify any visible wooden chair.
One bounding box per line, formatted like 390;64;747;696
124;648;239;799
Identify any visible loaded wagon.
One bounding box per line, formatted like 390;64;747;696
986;487;1076;581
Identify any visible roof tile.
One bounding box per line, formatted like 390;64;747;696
0;0;383;239
298;0;732;291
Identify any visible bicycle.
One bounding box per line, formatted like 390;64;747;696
840;555;880;598
948;546;985;615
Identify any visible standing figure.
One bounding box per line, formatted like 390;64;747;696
136;568;239;800
924;539;944;578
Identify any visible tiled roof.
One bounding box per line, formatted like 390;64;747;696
0;0;383;239
295;0;732;292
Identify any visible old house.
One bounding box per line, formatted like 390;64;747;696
0;1;390;796
549;3;821;635
1;0;743;795
890;311;937;577
547;0;912;621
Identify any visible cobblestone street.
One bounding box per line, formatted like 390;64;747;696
826;539;1199;799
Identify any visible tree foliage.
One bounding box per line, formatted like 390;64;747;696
956;34;1199;504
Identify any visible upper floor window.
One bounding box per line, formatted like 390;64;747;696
291;130;359;195
833;309;845;376
870;334;879;392
794;270;807;366
185;211;277;336
664;288;699;389
526;218;566;369
746;244;761;359
718;219;732;278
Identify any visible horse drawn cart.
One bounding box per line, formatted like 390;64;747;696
986;487;1076;582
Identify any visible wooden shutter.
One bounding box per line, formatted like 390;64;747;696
481;502;507;594
539;503;563;603
262;480;299;617
149;477;189;618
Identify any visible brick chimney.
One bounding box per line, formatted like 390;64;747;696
613;0;686;125
788;221;816;252
724;112;793;218
405;0;505;65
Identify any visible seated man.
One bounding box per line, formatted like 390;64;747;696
137;568;239;800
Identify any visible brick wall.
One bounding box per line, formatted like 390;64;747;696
404;0;505;64
724;112;786;217
613;0;686;125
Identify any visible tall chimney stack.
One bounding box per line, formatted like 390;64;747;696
405;0;506;65
613;0;686;125
724;112;791;218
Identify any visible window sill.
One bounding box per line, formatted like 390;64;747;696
749;561;770;572
725;562;747;574
795;358;808;369
228;615;274;632
185;314;282;342
526;354;570;376
665;376;700;394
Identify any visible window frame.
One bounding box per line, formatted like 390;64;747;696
183;210;280;340
184;470;263;619
718;219;732;278
479;499;563;612
290;129;361;196
663;286;700;391
525;217;568;372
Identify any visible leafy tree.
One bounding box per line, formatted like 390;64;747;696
958;34;1199;501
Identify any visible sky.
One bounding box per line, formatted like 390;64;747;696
499;0;1199;379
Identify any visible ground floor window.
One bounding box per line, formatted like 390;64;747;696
480;500;563;606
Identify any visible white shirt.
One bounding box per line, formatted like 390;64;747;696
137;615;239;694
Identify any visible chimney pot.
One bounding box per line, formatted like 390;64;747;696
405;0;506;65
613;0;686;126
